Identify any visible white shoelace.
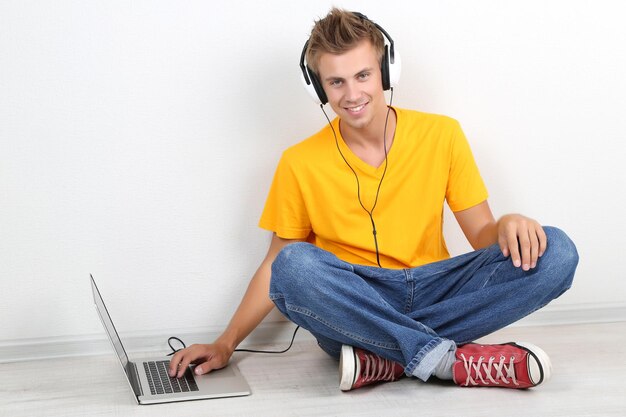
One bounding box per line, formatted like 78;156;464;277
460;354;520;386
361;354;399;383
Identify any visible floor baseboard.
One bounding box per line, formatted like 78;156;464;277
2;302;625;363
510;301;626;327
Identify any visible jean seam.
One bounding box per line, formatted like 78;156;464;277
284;303;401;351
482;254;506;288
403;269;414;314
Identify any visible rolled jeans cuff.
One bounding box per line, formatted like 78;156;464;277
407;338;456;382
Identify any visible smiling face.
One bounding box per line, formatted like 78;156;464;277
316;40;388;134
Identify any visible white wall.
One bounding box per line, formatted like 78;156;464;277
1;0;625;358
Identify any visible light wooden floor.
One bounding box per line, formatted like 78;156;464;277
1;321;625;417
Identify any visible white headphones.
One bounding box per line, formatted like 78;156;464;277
299;12;401;105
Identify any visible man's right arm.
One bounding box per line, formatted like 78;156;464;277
168;233;302;378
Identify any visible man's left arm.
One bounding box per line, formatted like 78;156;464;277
453;200;547;271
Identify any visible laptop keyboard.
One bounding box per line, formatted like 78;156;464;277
143;360;199;395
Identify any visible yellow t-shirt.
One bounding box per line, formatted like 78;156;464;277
259;108;488;269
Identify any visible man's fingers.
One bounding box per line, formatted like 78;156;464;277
517;228;534;271
498;233;509;257
516;224;532;271
167;343;232;378
498;215;546;270
176;356;196;379
168;351;184;377
506;225;521;268
168;345;205;378
538;225;548;258
529;227;540;269
195;360;213;375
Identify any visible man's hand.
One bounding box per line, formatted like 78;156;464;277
497;214;547;271
166;234;299;380
168;342;234;379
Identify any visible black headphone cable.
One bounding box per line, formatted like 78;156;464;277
167;325;301;356
321;87;395;268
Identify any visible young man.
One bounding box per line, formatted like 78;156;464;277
170;9;578;391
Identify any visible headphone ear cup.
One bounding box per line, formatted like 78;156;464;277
381;45;391;91
300;65;328;105
309;68;328;105
387;47;401;88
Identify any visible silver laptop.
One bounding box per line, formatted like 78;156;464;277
90;274;251;405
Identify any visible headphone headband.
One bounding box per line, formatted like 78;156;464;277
352;12;396;64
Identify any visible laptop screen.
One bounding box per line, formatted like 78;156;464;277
91;275;130;369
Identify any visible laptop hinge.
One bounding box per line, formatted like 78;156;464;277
126;361;144;397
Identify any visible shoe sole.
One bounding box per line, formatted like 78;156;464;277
515;342;552;386
339;345;357;391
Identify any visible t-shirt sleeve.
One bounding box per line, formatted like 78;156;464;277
446;121;489;212
258;152;312;239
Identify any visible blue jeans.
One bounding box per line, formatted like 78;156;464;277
269;226;578;381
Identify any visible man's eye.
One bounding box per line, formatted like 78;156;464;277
330;80;342;87
358;72;370;80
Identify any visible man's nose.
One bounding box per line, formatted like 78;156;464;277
344;81;361;102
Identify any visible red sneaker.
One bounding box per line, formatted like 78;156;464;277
339;345;405;391
453;342;552;388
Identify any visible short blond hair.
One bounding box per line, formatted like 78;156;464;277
305;8;385;75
